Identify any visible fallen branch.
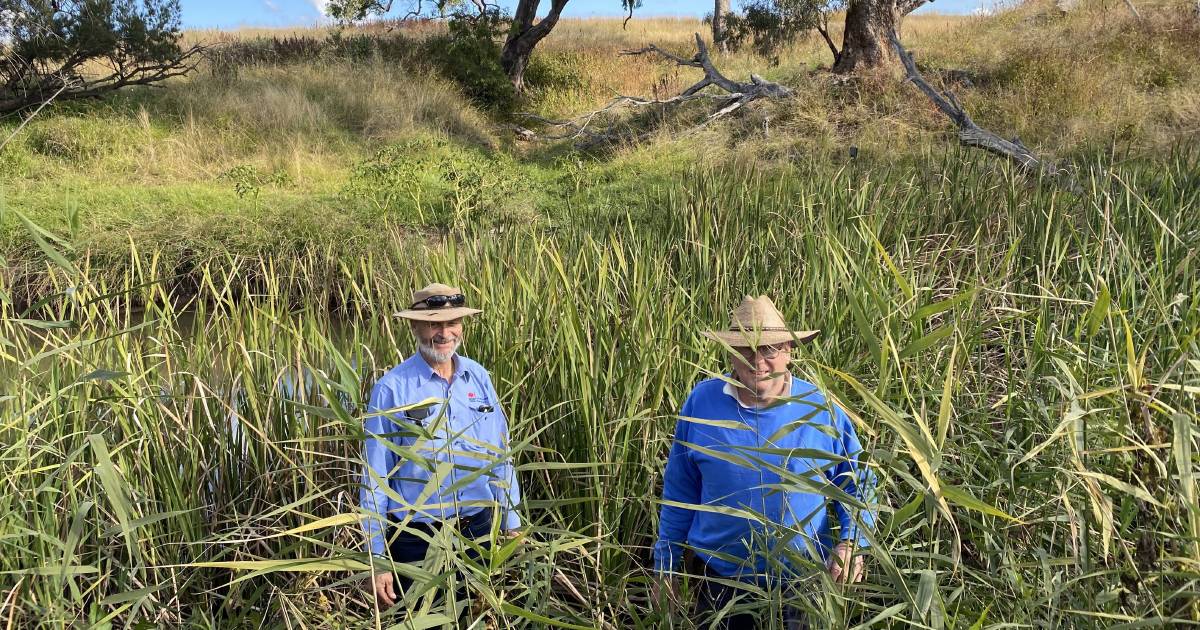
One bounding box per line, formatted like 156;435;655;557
518;92;740;144
517;33;792;148
1123;0;1143;20
622;34;792;100
889;31;1081;194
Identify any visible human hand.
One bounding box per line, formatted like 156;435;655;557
372;572;397;608
827;541;865;583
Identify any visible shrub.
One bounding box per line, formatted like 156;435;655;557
420;13;516;112
219;165;293;200
341;136;536;228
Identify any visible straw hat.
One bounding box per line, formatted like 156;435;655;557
394;282;482;322
702;295;819;347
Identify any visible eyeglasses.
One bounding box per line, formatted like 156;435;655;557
735;343;790;361
410;294;465;310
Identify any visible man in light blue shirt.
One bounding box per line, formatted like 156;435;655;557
361;282;521;608
653;295;876;628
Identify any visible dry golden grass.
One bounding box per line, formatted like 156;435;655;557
172;0;1198;160
7;0;1195;197
512;0;1198;156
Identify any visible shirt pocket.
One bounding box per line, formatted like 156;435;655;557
461;394;498;440
454;424;503;479
453;398;501;477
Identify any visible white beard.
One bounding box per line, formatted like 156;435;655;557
417;336;461;365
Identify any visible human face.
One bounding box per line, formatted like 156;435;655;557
411;318;464;365
730;342;793;399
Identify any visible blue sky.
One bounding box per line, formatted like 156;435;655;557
183;0;986;30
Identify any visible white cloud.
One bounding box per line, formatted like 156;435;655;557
263;0;280;11
309;0;332;15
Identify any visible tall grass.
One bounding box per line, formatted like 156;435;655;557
2;151;1198;627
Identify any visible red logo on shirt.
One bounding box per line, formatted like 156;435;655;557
468;392;476;398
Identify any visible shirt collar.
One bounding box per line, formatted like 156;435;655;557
722;373;793;410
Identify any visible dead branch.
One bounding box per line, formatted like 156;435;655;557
518;33;792;148
889;32;1082;194
518;91;738;144
622;34;792;99
1123;0;1143;20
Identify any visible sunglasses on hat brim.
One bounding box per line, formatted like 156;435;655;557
410;294;466;310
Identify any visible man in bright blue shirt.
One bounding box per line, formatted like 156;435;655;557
361;282;521;608
653;295;876;628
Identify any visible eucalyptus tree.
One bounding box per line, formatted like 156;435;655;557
326;0;608;92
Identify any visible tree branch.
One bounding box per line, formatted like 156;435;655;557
619;43;702;68
890;31;1081;193
621;33;791;97
897;0;933;16
0;45;206;116
520;33;791;148
816;14;841;64
518;92;739;141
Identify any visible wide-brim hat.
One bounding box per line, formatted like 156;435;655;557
394;282;482;322
702;295;819;347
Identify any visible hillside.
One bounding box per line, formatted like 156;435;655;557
1;1;1197;295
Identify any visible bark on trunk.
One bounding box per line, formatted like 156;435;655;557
500;0;569;92
500;42;532;92
832;0;930;74
713;0;731;53
832;0;898;73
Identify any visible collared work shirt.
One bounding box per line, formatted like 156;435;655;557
653;374;876;578
360;352;521;556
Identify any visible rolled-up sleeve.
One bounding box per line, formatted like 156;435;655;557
653;401;700;574
361;382;398;557
486;376;522;530
828;403;877;549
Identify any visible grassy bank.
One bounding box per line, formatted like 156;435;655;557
3;153;1199;626
3;0;1199;293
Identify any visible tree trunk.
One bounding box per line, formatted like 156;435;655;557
500;38;534;92
832;0;929;74
501;0;569;92
713;0;731;53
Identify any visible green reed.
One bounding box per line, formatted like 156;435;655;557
1;151;1198;628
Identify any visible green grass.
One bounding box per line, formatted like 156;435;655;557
2;0;1200;626
3;0;1197;277
2;151;1199;627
